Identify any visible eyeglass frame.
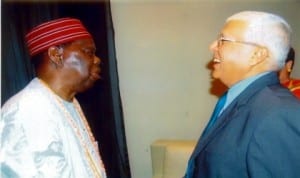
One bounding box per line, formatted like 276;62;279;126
217;36;265;49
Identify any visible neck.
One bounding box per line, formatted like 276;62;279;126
38;77;76;102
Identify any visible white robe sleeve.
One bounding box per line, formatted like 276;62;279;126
1;102;71;178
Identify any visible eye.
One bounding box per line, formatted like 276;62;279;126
217;39;224;47
81;48;95;58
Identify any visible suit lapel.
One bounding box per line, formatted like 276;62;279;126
189;101;239;160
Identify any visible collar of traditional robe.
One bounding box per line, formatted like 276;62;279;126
38;78;105;178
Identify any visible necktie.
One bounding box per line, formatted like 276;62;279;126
185;92;227;178
202;92;228;136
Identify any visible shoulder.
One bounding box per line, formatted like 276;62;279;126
284;78;300;91
1;78;60;125
248;85;300;133
243;84;300;122
288;79;300;99
1;79;65;150
2;79;44;110
246;84;300;143
257;84;299;105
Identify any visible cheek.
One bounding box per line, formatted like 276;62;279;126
222;46;253;65
66;56;90;77
76;61;89;76
221;47;239;62
213;61;238;81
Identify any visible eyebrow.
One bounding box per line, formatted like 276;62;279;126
83;45;96;51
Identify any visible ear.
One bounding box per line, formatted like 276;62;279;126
249;47;269;66
48;46;63;67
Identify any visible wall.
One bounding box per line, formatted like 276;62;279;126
110;1;300;178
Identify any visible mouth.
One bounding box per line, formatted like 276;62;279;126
212;57;222;71
90;67;101;80
213;58;221;63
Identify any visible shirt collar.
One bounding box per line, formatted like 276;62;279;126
221;71;271;113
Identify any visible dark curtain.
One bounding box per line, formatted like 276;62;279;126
1;1;131;178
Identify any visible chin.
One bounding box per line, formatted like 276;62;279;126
77;79;96;93
85;80;96;89
211;71;220;80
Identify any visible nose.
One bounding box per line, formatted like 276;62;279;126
209;40;218;52
94;56;101;65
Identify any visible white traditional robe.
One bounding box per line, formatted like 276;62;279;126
0;78;106;178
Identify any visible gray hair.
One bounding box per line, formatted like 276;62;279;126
227;11;292;70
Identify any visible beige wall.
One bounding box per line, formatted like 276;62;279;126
111;1;300;178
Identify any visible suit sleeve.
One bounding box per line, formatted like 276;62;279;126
246;110;300;178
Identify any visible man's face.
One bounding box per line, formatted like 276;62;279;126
62;38;101;92
209;20;258;87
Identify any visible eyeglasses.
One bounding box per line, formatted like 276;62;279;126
217;36;264;48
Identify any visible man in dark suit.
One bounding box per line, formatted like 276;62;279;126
185;11;300;178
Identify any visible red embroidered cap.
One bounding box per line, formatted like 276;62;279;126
26;17;92;56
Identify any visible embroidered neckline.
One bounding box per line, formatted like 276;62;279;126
38;78;105;178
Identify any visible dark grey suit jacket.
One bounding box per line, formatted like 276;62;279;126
186;72;300;178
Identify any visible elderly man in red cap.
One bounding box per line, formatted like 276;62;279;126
1;18;106;178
